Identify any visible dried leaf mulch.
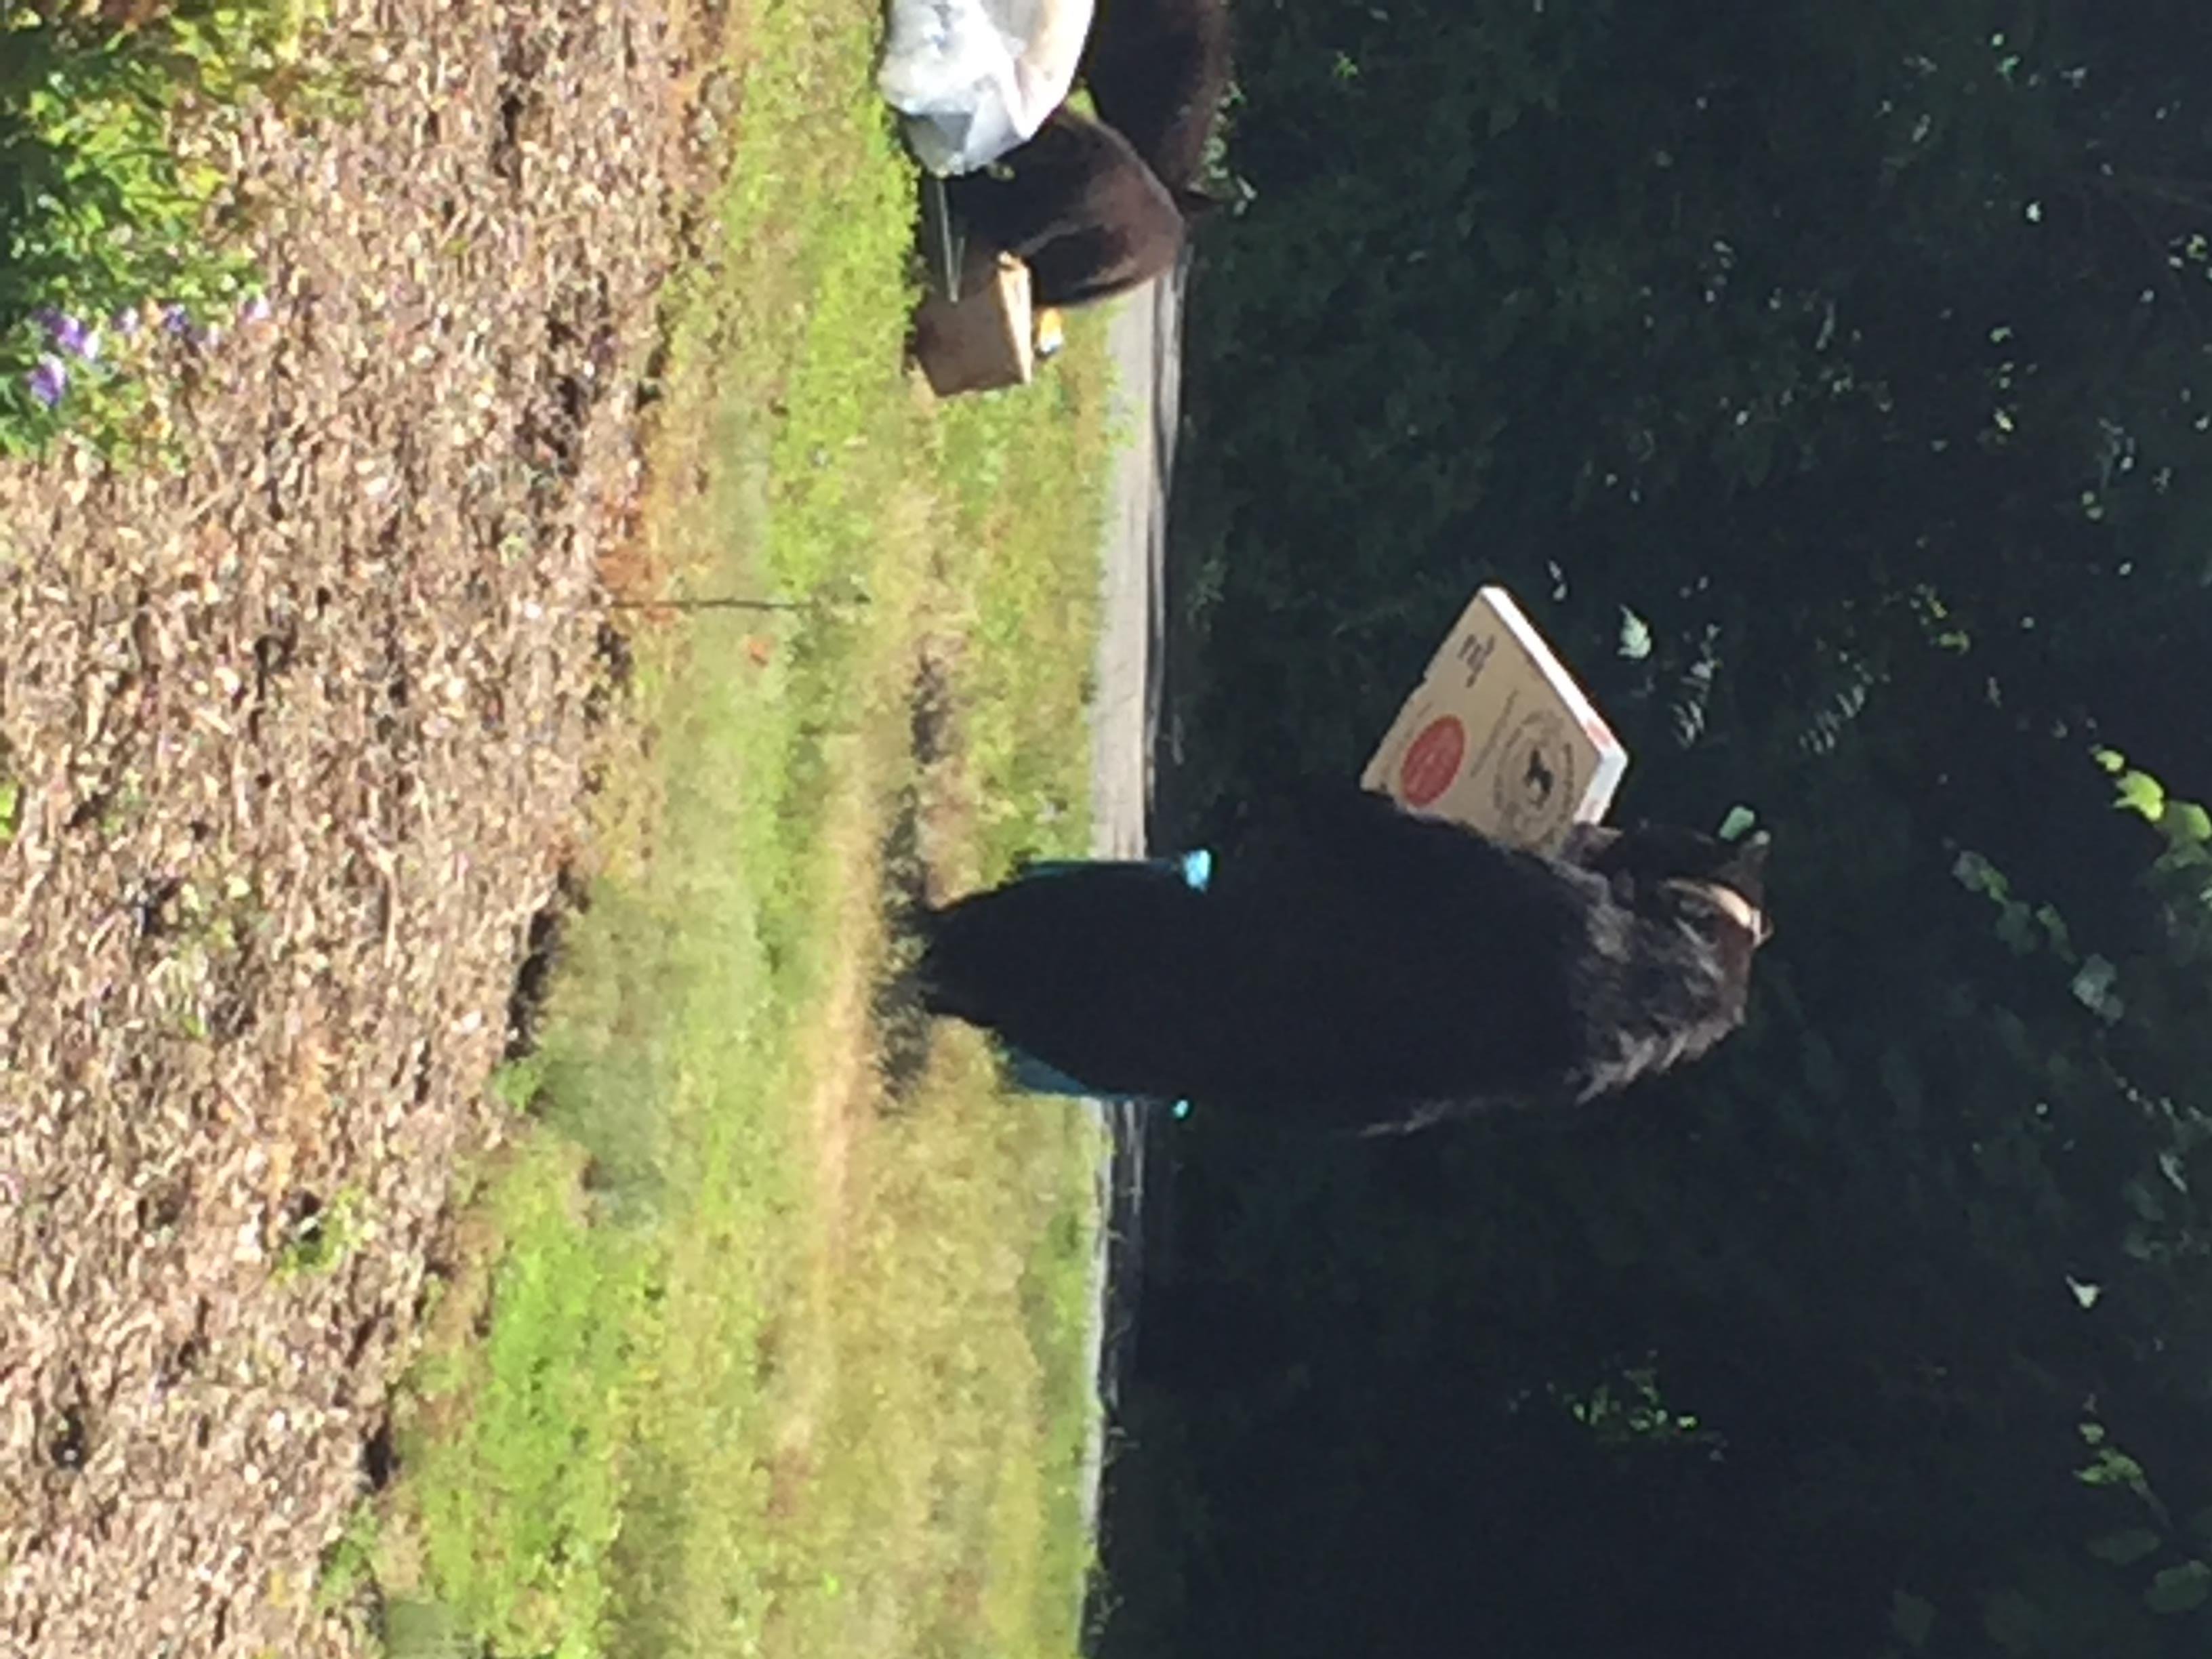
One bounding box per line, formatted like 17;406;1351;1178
0;2;724;1652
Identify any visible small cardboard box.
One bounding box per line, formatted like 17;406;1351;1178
912;241;1036;398
1361;586;1629;853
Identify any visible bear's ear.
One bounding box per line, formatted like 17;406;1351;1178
1175;185;1226;222
1714;830;1771;908
1559;823;1622;865
1726;829;1771;876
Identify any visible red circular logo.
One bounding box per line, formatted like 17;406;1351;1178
1399;716;1466;808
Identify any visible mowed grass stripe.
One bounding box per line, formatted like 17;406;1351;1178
360;0;1118;1654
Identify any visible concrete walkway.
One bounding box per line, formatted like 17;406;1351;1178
1088;260;1182;863
1071;253;1185;1611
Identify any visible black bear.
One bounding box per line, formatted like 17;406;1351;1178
945;106;1209;308
1080;0;1233;194
916;787;1772;1132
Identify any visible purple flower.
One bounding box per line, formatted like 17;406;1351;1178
239;295;273;326
163;304;193;336
26;355;68;409
35;309;99;361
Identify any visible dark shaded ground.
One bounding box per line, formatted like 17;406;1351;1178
1076;249;1185;1628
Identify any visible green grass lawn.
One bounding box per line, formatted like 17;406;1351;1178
348;2;1120;1654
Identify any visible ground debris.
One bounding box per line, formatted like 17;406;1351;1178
0;3;700;1653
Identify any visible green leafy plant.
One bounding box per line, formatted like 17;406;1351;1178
272;1185;368;1278
0;5;323;454
486;1054;550;1114
2099;747;2212;967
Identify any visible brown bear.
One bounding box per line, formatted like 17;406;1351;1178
945;106;1212;308
1080;0;1233;193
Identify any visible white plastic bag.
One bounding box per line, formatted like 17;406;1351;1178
878;0;1096;174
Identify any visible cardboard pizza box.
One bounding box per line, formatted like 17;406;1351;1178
1361;586;1629;853
912;239;1036;398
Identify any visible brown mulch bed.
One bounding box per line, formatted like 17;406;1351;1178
0;3;718;1652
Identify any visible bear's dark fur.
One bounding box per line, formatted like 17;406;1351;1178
916;787;1772;1132
1080;0;1233;193
945;108;1206;308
